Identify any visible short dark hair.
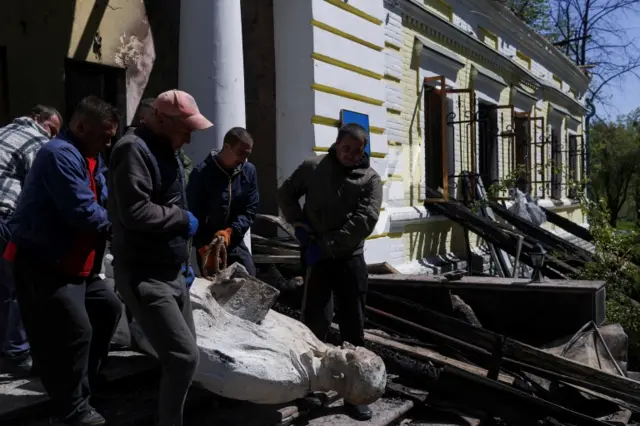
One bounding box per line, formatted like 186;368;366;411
30;104;62;123
337;123;368;146
139;97;155;109
71;96;120;127
223;127;253;148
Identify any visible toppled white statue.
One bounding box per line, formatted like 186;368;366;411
128;264;387;406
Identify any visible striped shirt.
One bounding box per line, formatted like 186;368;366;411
0;117;50;220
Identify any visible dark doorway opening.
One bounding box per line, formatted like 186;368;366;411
425;87;444;193
64;59;127;162
0;47;9;126
478;102;498;187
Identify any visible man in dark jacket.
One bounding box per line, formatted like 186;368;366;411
187;127;258;276
277;123;382;421
6;96;121;426
108;89;212;426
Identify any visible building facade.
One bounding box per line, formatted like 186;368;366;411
274;0;590;272
0;0;590;272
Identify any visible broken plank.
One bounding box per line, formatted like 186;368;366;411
365;296;640;407
363;331;515;385
422;187;574;278
490;201;592;263
368;274;605;293
542;206;594;242
290;397;413;426
429;366;610;426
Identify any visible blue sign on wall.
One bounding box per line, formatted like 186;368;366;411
340;109;371;156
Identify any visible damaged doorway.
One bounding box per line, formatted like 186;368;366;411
64;59;126;162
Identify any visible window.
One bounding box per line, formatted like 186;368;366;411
550;128;563;199
478;102;499;187
567;134;583;198
514;113;531;193
423;76;473;201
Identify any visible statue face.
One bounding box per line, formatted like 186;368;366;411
323;344;387;405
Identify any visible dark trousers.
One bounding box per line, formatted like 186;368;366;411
301;253;368;347
228;241;256;276
13;248;122;421
0;234;29;357
114;261;199;426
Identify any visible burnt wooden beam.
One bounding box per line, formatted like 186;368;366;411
541;207;594;243
365;293;640;407
429;366;610;426
422;188;575;278
489;202;592;263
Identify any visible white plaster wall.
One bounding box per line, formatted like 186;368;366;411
179;0;246;164
274;0;315;186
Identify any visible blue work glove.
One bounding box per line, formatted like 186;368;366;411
187;211;199;237
305;242;323;267
293;219;313;246
182;265;195;288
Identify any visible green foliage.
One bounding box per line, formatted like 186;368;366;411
501;0;554;35
576;192;640;368
589;114;640;227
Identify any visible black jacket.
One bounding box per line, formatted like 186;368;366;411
108;127;190;267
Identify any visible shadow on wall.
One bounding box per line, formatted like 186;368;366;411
0;0;180;125
0;0;77;119
407;221;453;260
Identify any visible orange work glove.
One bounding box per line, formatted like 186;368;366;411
215;227;233;247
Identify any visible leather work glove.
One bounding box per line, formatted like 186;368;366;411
187;211;199;238
305;241;323;267
293;219;314;246
215;227;233;247
182;265;195;288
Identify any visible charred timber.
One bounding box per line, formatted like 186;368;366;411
422;188;576;278
364;293;640;407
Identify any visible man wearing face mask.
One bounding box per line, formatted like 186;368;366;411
5;96;121;425
187;127;258;277
0;105;62;375
277;123;382;421
108;90;212;426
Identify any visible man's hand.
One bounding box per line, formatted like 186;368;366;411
215;227;232;247
187;211;199;237
305;242;322;267
182;265;195;288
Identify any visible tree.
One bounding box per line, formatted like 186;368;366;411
498;0;554;34
549;0;640;109
589;115;640;226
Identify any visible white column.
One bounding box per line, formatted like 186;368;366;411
179;0;246;164
179;0;251;253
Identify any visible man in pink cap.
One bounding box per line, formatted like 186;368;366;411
107;90;212;426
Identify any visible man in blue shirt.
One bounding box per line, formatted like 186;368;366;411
187;127;259;276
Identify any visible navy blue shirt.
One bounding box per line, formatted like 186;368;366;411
187;152;259;251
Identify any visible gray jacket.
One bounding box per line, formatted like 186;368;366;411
277;145;382;258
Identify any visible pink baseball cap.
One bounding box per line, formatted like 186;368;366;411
152;90;213;130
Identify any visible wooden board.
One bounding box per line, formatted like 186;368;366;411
253;254;300;264
363;331;515;385
368;274;605;293
542;206;594;242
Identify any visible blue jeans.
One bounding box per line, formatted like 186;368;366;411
0;238;30;356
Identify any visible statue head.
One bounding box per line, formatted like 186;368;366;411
319;343;386;405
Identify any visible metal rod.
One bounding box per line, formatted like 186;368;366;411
591;321;627;377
